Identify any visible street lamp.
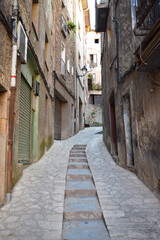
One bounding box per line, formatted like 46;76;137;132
76;66;88;78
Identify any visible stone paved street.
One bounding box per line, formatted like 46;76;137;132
0;127;160;240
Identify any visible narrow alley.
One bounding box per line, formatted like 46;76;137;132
0;127;159;240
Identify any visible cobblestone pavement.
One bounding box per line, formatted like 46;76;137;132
0;127;160;240
87;133;160;240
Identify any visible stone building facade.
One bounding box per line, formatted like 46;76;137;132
74;0;90;132
96;0;160;198
85;31;102;127
0;0;90;204
53;0;90;139
0;0;54;203
53;0;75;140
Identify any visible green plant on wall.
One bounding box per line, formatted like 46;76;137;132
91;112;95;118
88;73;93;79
67;21;76;35
92;82;101;90
88;73;101;90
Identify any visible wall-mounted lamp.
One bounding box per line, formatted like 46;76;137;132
76;66;88;78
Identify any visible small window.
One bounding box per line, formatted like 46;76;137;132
95;39;99;44
32;0;39;39
90;54;97;67
62;15;67;37
45;33;49;71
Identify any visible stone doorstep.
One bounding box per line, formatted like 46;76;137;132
68;162;89;169
62;219;110;240
69;158;87;163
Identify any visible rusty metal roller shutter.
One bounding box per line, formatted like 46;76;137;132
18;75;31;163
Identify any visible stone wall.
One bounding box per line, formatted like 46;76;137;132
102;0;160;197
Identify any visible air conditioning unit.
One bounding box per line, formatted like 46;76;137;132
17;21;28;63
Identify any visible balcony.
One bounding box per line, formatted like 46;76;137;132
135;0;160;30
135;0;160;71
61;59;66;77
95;0;109;32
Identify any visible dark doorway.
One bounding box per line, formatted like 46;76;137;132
109;94;118;155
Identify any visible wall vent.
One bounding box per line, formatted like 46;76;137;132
17;21;28;63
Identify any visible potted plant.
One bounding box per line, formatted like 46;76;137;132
67;21;77;35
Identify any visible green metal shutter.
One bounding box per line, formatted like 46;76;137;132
18;75;31;163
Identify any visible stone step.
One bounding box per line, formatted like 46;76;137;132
68;162;89;169
64;196;102;220
62;219;110;240
70;153;87;158
73;145;87;148
69;157;87;163
66;180;96;196
67;169;92;180
70;150;86;153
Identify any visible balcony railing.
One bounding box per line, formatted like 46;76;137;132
96;0;109;32
61;59;65;77
135;0;160;30
97;0;108;3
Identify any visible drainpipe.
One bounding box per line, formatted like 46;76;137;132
113;0;120;83
6;0;18;202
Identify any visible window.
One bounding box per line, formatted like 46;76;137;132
78;53;81;69
61;42;66;77
90;54;97;67
95;39;99;43
71;66;74;75
32;0;39;39
45;33;49;71
92;73;96;83
62;15;67;37
67;59;70;73
78;22;81;40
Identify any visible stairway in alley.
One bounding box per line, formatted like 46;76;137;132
62;145;110;240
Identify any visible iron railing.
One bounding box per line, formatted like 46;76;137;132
135;0;160;30
61;59;66;77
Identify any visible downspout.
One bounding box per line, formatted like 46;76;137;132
6;0;18;202
114;0;120;83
